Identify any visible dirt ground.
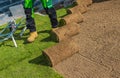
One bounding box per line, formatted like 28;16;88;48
54;0;120;78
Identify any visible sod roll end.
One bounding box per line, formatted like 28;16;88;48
51;23;80;42
60;12;84;25
43;39;79;67
67;5;88;14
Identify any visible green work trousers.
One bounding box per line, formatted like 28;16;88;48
24;0;58;32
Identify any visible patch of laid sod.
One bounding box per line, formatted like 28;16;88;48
0;8;67;78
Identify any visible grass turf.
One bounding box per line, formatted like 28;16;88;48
0;8;67;78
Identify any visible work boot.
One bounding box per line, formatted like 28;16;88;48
27;31;38;42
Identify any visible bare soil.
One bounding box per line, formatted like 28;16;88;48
54;0;120;78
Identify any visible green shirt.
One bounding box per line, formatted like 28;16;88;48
24;0;53;8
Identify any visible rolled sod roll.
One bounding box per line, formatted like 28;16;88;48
67;5;88;14
52;23;80;42
76;0;92;6
59;12;84;26
42;38;79;67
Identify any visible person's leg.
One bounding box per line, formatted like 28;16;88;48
41;0;58;28
24;0;38;42
45;8;58;28
24;0;36;32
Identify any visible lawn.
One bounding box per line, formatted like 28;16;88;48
0;8;67;78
